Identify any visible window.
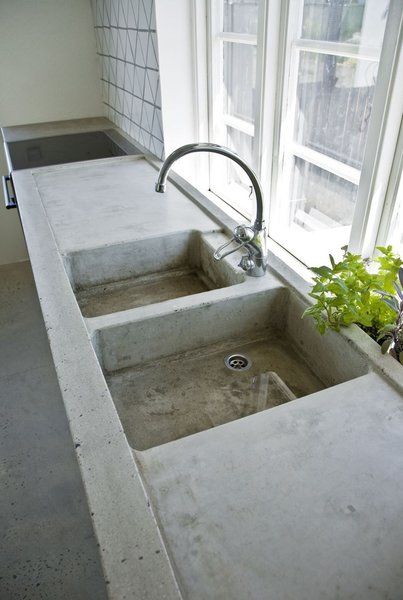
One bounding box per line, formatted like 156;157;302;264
389;175;403;254
271;0;392;264
205;0;402;265
208;0;260;218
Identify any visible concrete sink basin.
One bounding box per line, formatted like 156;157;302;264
94;286;369;450
64;231;244;317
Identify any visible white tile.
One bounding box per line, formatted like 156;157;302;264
133;66;145;98
104;0;111;26
147;32;158;69
149;1;156;29
152;107;163;140
119;0;129;27
117;29;126;59
101;27;108;54
138;0;150;29
108;83;116;106
124;62;135;92
123;31;131;61
142;131;152;149
143;68;158;104
141;101;153;132
129;121;140;140
123;90;132;116
137;129;145;146
115;87;124;112
115;111;124;128
110;27;118;56
127;0;138;28
122;115;131;135
109;58;117;84
116;59;125;87
110;0;118;26
126;29;137;62
131;96;143;123
101;56;108;80
151;137;164;159
154;77;161;107
136;31;148;67
102;80;109;103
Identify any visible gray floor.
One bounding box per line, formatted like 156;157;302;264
0;261;107;599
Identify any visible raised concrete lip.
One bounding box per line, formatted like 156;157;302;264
9;117;403;599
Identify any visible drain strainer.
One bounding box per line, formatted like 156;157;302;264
224;353;252;371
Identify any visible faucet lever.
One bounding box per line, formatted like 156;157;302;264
213;224;255;261
213;236;246;261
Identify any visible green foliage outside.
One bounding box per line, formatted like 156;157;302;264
302;246;403;340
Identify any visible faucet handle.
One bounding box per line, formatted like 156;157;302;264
239;255;255;272
213;224;255;261
213;237;242;260
234;225;255;243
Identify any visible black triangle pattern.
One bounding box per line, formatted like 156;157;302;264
91;0;164;159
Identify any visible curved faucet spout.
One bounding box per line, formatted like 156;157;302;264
155;143;264;231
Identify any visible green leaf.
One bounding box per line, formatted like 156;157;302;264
382;297;399;313
317;321;327;335
311;266;333;277
381;338;393;354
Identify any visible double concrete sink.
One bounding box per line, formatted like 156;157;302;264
63;229;368;452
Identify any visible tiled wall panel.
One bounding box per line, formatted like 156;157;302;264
91;0;164;158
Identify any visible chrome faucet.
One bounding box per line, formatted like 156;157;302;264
155;143;267;277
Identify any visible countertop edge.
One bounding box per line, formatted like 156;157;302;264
11;168;183;600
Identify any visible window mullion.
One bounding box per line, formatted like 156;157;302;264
288;143;361;185
293;39;380;62
218;32;257;45
348;0;403;257
376;119;403;248
223;114;254;137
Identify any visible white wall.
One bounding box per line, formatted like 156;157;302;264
0;0;103;265
155;0;208;185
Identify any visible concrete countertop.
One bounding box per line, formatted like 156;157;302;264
1;116;111;142
10;118;403;600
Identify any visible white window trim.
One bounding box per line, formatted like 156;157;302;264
349;0;403;256
194;0;402;266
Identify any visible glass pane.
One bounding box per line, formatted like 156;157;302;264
290;158;358;228
223;0;259;35
271;157;357;264
223;42;257;123
210;127;255;218
295;52;378;168
227;126;254;175
301;0;389;49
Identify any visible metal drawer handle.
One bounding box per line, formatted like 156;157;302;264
2;175;17;209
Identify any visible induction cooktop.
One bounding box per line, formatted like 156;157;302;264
5;129;140;171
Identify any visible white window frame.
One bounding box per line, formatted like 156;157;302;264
207;0;266;218
199;0;403;264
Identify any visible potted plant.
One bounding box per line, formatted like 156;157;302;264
376;267;403;364
303;246;403;364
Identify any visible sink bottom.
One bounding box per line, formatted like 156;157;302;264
106;335;325;450
76;268;216;318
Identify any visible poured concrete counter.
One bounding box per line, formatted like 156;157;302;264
11;137;403;599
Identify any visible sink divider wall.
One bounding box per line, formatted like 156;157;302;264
63;230;245;292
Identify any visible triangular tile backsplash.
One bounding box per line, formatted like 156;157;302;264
91;0;164;159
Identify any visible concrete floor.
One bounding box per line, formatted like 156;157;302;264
0;261;107;599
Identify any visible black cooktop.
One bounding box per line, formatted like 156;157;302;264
6;129;139;171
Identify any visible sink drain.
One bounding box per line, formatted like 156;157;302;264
224;353;252;371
